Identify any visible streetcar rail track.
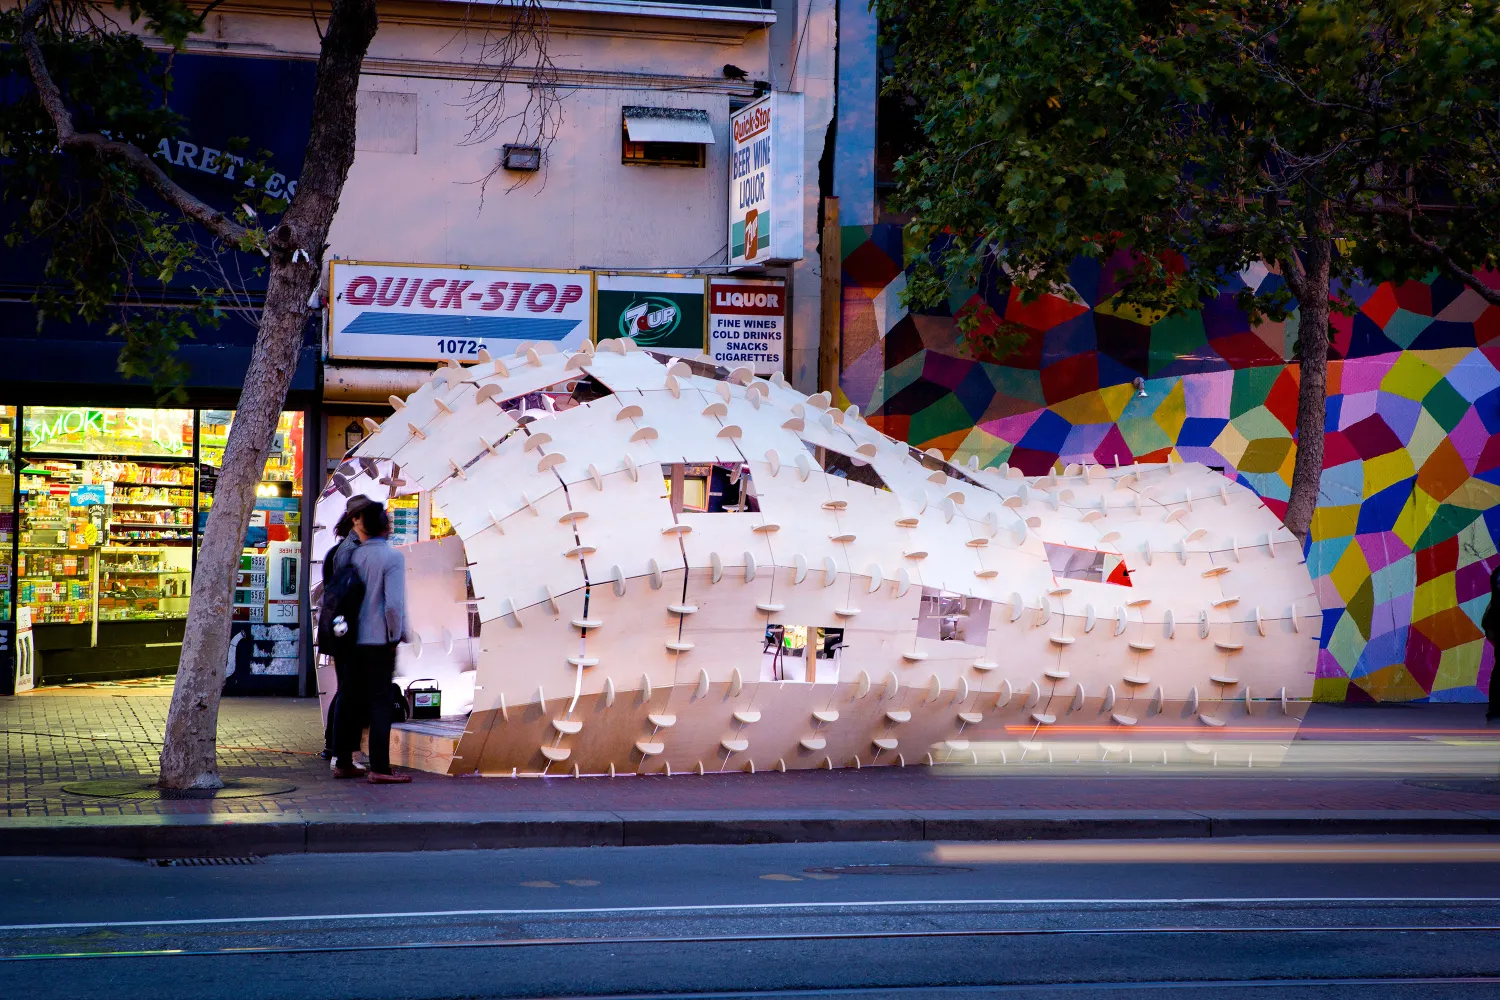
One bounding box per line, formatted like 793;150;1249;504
6;922;1499;962
508;978;1500;998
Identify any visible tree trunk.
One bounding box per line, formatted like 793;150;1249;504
1282;223;1333;547
158;0;379;789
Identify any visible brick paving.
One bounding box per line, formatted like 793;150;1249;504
3;687;1500;822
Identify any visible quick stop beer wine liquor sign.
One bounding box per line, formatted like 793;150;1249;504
729;93;804;268
328;260;594;362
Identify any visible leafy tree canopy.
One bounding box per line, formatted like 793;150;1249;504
878;0;1500;342
0;0;290;397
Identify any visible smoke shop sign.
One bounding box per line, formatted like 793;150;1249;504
23;407;192;457
708;277;785;375
329;260;593;363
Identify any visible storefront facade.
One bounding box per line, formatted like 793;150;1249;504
1;401;321;693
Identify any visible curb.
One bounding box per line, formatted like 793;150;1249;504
1;808;1497;858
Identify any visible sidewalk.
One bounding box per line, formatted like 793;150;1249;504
3;686;1498;858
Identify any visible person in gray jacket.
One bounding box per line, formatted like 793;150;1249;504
332;502;413;784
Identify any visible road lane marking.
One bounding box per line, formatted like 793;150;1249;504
934;841;1500;864
3;896;1500;933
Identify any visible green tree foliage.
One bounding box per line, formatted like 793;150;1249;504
877;0;1500;539
0;0;288;398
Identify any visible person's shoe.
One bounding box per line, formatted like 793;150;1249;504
318;748;333;760
367;771;413;784
332;764;367;779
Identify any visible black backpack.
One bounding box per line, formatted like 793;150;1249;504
318;560;366;656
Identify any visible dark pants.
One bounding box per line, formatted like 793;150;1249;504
323;654;362;752
334;644;398;773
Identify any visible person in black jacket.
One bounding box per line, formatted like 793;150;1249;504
1485;566;1500;726
319;496;371;761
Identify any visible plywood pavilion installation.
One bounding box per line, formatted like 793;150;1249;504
317;341;1320;777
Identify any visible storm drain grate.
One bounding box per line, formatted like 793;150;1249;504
804;865;974;876
148;856;265;867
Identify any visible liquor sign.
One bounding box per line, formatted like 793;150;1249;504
708;277;786;375
328;261;593;363
594;274;707;357
728;93;805;268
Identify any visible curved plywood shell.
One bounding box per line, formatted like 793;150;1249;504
316;342;1319;776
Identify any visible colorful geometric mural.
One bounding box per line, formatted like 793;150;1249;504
838;225;1500;703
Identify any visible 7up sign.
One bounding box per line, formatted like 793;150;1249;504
594;274;706;357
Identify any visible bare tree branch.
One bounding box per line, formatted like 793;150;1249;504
452;0;564;202
19;2;252;246
1403;222;1500;308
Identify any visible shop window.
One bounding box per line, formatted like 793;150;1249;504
621;107;712;168
661;462;758;514
0;406;14;625
1044;542;1133;587
200;410;307;683
761;625;843;683
18;408;197;629
916;588;992;644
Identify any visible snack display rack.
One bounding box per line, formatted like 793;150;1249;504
98;547;191;621
17;463;96;626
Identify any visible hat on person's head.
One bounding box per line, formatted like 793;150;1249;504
335;495;374;537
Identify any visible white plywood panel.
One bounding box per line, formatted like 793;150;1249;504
465;348;575;400
570;467;684;584
675;562;775;685
465;489;587;617
580;349;669;392
471;586;587;716
580;565;688;698
633;386;745;464
746;459;844;580
429;429;567;540
525;394;665;490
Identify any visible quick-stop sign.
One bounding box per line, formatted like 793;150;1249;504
709;277;785;375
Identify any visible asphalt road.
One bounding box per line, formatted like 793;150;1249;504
2;838;1498;999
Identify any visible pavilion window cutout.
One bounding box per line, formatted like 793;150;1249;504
821;445;892;492
500;375;612;418
908;445;986;488
916;589;992;644
662;462;758;514
1045;542;1133;587
762;625;844;683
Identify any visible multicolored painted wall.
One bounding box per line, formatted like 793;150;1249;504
838;225;1500;703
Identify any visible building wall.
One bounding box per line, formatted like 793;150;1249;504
838;224;1500;704
181;1;833;383
194;3;775;271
